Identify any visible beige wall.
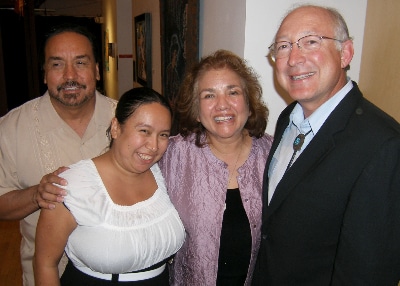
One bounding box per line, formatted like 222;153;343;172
200;0;245;56
117;0;134;98
359;0;400;122
102;0;119;100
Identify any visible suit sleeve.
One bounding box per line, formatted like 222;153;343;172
332;136;400;285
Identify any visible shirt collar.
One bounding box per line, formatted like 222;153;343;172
289;79;353;135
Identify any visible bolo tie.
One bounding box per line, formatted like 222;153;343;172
285;129;312;172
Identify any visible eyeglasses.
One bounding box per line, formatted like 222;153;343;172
268;35;344;61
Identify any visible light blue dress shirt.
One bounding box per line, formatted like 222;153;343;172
268;80;353;204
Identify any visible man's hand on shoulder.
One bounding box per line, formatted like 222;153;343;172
37;167;69;210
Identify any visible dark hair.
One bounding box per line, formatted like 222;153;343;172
176;49;269;147
40;23;99;68
108;87;172;146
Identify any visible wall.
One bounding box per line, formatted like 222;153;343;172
117;0;134;97
132;0;162;94
359;0;400;122
244;0;368;134
200;0;246;57
102;0;119;100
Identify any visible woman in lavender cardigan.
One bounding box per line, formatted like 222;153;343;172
159;50;273;286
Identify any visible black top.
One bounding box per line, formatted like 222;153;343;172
216;188;251;285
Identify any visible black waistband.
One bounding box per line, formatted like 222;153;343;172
111;256;172;282
128;256;171;274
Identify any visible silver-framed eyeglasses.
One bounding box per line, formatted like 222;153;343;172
268;35;344;61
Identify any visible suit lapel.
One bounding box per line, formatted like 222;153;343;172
265;82;363;218
267;129;335;216
261;104;292;209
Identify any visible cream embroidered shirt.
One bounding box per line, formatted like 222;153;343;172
0;91;116;286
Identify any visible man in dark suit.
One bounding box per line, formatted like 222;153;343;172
252;4;400;285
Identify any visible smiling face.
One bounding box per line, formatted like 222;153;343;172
111;102;171;174
197;68;250;142
274;6;353;117
43;31;100;107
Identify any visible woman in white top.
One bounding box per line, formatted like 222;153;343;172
34;87;185;286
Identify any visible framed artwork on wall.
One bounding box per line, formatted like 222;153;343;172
135;13;152;87
133;60;136;82
160;0;199;107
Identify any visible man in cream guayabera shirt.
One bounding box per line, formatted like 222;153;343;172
0;23;116;286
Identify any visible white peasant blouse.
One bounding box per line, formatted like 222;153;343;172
61;159;185;274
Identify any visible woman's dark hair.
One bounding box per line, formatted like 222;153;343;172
108;87;172;146
40;23;99;68
176;49;269;147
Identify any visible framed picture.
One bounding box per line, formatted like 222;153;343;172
135;13;152;87
160;0;199;106
133;60;137;82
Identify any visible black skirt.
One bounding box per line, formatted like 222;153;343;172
60;260;169;286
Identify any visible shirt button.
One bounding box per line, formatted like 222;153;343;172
245;199;249;202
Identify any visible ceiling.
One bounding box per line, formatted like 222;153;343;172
0;0;102;17
0;0;44;9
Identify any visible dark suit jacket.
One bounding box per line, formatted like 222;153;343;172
252;82;400;285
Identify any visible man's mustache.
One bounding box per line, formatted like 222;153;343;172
57;81;86;92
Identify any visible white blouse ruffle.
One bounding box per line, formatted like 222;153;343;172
62;159;185;274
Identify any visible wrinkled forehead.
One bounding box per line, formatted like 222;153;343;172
276;7;335;40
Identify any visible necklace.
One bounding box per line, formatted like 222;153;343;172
285;129;312;171
209;140;244;188
227;144;243;187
